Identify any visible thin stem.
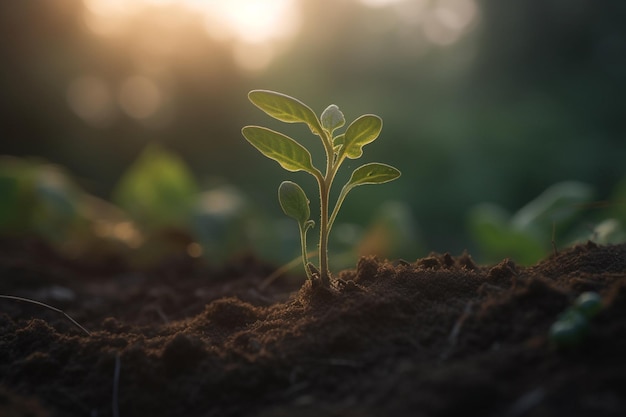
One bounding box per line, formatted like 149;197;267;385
260;250;318;290
112;353;121;417
326;153;348;234
327;187;348;235
299;223;313;280
318;179;331;287
317;130;336;287
0;294;90;335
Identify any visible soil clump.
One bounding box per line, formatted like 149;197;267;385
1;239;625;416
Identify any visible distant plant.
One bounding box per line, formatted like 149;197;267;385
468;181;595;265
112;143;199;231
549;291;602;348
468;181;626;265
242;90;400;287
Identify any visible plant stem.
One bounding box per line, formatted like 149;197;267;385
326;154;347;235
317;129;336;287
299;224;312;281
318;179;331;287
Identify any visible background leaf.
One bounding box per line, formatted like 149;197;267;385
342;115;383;159
248;90;323;136
242;126;318;175
112;144;199;230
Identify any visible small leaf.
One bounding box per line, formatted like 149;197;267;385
248;90;323;136
242;126;318;175
278;181;310;226
333;133;345;147
346;163;401;189
328;163;401;233
321;104;345;134
342;115;382;159
332;133;345;154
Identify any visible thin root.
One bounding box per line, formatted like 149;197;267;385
0;294;90;336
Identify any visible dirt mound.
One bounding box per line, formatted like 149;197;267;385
1;241;625;416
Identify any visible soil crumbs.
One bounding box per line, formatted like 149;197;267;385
1;240;626;417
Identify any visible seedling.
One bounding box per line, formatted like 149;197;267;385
242;90;400;287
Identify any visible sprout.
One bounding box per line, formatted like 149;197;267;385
242;90;400;287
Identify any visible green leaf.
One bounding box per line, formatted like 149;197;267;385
467;203;545;265
248;90;323;136
328;163;401;233
511;181;593;231
338;163;400;210
345;163;401;189
278;181;310;226
112;144;198;230
342;115;382;159
321;104;345;134
242;126;318;175
332;133;345;149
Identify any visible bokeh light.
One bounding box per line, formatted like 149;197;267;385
118;76;162;120
198;0;301;45
359;0;407;8
422;0;478;45
66;76;116;127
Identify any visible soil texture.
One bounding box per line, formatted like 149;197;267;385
1;238;626;416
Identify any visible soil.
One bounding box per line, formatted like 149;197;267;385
1;237;626;417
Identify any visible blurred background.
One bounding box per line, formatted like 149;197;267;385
1;0;625;270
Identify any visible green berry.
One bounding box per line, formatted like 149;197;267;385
550;310;588;348
574;292;602;318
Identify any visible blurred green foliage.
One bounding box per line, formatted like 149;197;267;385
0;0;625;265
0;157;83;243
468;181;626;264
0;149;623;268
468;182;593;264
112;144;198;230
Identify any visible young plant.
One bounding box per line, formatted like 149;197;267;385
242;90;401;287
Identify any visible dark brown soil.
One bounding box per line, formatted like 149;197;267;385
1;238;626;417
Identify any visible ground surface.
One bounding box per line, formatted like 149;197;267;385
1;238;626;417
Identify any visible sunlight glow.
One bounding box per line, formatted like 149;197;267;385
79;0;478;75
81;0;300;45
82;0;138;36
423;0;477;45
200;0;300;45
233;43;276;72
81;0;301;71
359;0;407;8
